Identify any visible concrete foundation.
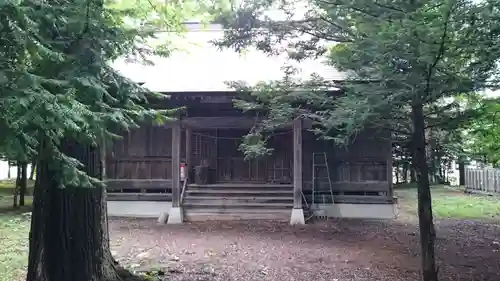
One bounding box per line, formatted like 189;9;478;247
290;208;305;225
167;206;184;224
107;201;172;218
106;201;394;221
314;203;395;219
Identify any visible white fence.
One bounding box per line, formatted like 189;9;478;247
465;168;500;195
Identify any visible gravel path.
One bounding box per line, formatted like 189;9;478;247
109;218;500;281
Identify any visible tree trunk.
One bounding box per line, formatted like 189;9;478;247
13;164;20;208
458;161;465;186
403;161;409;183
429;152;436;184
26;138;139;281
395;166;400;183
7;161;11;179
29;160;36;181
19;162;28;206
438;165;443;183
412;104;438;281
410;166;417;183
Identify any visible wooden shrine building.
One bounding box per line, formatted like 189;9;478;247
106;22;395;223
105;90;394;224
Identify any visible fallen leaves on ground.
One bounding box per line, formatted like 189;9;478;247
110;218;500;281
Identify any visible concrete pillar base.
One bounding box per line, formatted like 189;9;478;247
290;208;305;225
166;207;184;224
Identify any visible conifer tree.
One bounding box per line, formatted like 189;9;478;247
214;1;500;280
1;1;211;280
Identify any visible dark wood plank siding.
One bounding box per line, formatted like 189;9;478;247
107;124;173;180
303;128;391;195
107;125;390;190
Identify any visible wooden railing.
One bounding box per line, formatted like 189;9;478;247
180;178;188;204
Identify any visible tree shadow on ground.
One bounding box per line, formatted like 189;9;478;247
0;204;32;214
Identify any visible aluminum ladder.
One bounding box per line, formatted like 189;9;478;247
312;152;335;207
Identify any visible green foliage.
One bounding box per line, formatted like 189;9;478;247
462;97;500;166
239;132;274;159
0;0;205;186
396;186;500;220
215;0;500;156
214;4;500;280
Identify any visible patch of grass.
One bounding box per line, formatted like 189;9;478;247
394;182;419;189
0;180;33;214
396;185;500;221
0;179;35;188
0;180;16;195
0;179;32;281
0;179;16;188
0;180;35;197
0;196;33;212
0;210;30;281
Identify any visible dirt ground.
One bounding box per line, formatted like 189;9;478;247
109;216;500;281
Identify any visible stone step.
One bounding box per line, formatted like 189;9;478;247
181;183;297;221
183;207;291;221
187;186;292;193
186;195;292;200
184;197;293;206
188;183;292;188
184;201;293;208
186;189;292;195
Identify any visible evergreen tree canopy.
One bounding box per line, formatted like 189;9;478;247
0;0;208;186
215;0;500;152
214;2;500;280
463;96;500;166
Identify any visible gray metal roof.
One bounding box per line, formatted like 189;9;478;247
111;24;345;92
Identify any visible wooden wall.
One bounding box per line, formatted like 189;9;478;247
106;124;391;196
106;124;174;180
303;128;392;198
104;93;392;205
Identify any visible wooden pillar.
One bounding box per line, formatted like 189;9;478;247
387;134;393;198
171;122;181;207
293;118;303;208
185;127;192;182
166;120;183;224
215;128;218;177
291;118;305;224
